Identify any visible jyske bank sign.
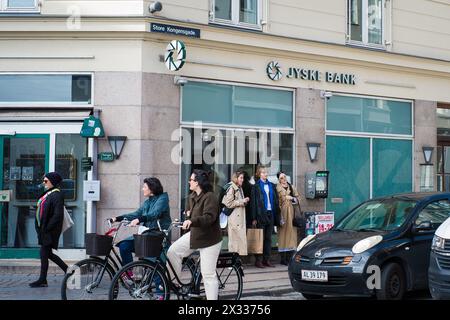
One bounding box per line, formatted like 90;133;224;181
266;61;356;85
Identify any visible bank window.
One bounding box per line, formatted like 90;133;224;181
210;0;261;29
182;81;293;129
0;74;92;105
1;0;39;12
347;0;385;47
326;95;412;136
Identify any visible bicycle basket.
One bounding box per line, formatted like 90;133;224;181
85;233;113;256
133;230;165;258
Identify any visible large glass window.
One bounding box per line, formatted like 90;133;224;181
327;95;412;135
348;0;384;47
1;0;39;12
0;74;92;104
182;81;293;128
211;0;261;28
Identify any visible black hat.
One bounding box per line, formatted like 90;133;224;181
44;172;63;187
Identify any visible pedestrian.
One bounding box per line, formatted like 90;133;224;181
250;165;280;268
276;171;300;265
30;172;68;287
111;177;171;266
222;170;250;256
167;169;223;300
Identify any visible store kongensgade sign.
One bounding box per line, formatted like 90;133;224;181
150;22;201;38
4;300;447;318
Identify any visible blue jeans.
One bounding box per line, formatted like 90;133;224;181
118;239;166;294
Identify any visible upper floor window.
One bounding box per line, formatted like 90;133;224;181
347;0;384;48
210;0;262;30
0;0;40;13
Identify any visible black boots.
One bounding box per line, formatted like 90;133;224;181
29;279;48;288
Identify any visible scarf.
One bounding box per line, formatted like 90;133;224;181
36;188;60;227
258;179;274;213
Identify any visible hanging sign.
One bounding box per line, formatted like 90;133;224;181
164;40;186;71
80;115;105;138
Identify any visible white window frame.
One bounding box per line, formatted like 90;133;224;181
347;0;386;49
1;0;40;13
209;0;262;31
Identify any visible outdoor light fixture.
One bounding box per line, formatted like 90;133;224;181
149;1;163;14
307;143;321;162
108;136;127;159
422;146;434;165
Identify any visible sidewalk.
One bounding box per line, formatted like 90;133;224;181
0;258;294;300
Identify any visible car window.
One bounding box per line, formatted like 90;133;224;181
415;200;450;229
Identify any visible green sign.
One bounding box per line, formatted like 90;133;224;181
80;115;105;138
98;152;115;162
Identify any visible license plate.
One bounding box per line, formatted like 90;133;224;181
301;270;328;282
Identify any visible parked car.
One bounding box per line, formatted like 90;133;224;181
288;192;450;300
429;216;450;299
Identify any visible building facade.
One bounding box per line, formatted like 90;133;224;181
0;0;450;259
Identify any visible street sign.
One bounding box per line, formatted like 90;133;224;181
98;152;115;162
83;180;100;202
81;157;93;171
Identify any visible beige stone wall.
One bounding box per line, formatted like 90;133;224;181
414;100;438;192
94;72;180;233
295;88;326;213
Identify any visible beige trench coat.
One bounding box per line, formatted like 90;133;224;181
276;183;300;252
222;182;248;256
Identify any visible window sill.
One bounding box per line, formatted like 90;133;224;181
209;20;263;32
346;41;387;52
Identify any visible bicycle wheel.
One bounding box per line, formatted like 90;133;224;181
61;258;115;300
217;265;243;300
108;260;170;300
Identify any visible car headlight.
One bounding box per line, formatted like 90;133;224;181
297;234;316;252
352;235;383;254
432;235;445;251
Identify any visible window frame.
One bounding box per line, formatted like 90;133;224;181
347;0;386;49
1;0;40;13
210;0;263;31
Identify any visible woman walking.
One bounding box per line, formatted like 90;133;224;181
276;171;300;265
167;169;223;300
30;172;68;287
222;170;250;256
250;166;280;268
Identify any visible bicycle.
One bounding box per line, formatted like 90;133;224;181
108;220;244;300
61;219;130;300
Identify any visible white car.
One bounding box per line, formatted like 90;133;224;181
429;216;450;299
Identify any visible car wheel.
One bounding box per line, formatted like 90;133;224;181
376;262;406;300
301;293;323;300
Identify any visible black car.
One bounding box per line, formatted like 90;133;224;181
288;192;450;300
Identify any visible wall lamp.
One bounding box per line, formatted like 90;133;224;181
307;143;321;162
108;136;127;159
422;146;434;165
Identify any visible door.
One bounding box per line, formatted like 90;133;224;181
0;134;49;258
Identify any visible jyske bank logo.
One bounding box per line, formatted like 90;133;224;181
165;40;186;71
266;61;283;81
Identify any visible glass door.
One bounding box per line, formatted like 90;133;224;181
0;134;49;258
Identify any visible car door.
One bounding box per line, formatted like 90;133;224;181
409;198;450;289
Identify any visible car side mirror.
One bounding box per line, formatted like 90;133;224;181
412;221;433;233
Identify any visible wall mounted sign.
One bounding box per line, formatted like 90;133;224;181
165;40;186;71
266;61;356;85
80;115;105;138
83;180;100;202
0;190;11;202
98;152;115;162
150;22;200;38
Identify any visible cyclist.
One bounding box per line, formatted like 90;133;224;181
111;177;171;265
167;169;223;300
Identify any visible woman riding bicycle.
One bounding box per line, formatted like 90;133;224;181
111;177;171;265
167;169;223;300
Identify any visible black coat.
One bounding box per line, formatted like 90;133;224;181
250;181;281;227
35;188;64;249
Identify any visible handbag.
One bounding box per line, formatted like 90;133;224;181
61;206;74;233
221;186;236;217
247;228;263;254
292;202;305;228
